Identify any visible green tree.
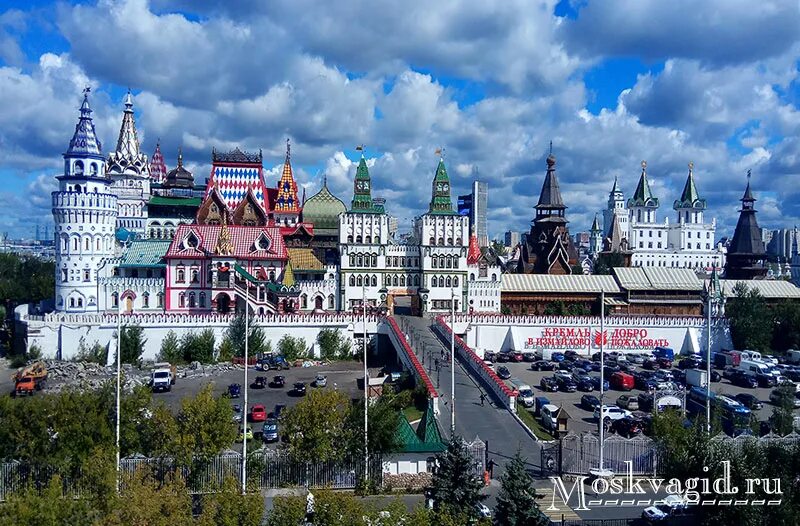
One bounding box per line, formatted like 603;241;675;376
491;240;508;256
158;330;183;363
771;302;800;352
102;471;194;526
0;475;99;526
198;477;264;526
172;385;237;465
769;383;796;436
118;324;146;366
345;390;403;458
318;328;352;361
593;251;624;275
278;334;307;362
727;283;773;351
428;435;486;519
226;314;267;358
75;337;108;364
494;451;548;526
179;329;216;364
282;388;351;462
570;263;585;275
216;336;236;363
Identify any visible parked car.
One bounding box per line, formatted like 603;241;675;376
678;357;701;370
634;372;657;391
581;394;601;411
496;352;511;363
252;376;267;389
594;405;631;422
657;357;673;369
475;503;492;519
730;371;758;389
641;495;687;523
497;366;512;380
534;396;551;416
555;375;577;393
769;389;800;408
483;351;496;363
314;374;328;387
522;351;537;362
755;372;777;388
531;360;556;371
637;393;654;412
617;394;639;411
557;361;574;371
653;369;674;382
293;382;307;396
628;353;647;365
734;393;763;410
722;366;738;381
262;418;279;442
573;374;595;392
237;424;254;442
574;360;594;373
540;377;559;392
227;383;241;398
671;369;686;385
272;404;287;420
610;372;635;391
271;375;286;388
232;404;243;423
614;416;643;437
590;376;610;391
564;350;580;362
710;370;722;382
643;359;661;371
510;351;525;362
551;352;566;363
249;404;267;423
540;404;561;431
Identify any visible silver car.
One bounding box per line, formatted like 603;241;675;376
315;374;327;388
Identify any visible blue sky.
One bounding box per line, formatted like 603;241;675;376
1;0;799;241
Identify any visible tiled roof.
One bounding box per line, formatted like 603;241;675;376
502;273;620;293
613;267;703;291
119;240;171;267
206;152;268;212
287;248;324;271
719;279;800;299
166;224;287;260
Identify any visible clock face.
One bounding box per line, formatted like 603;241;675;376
443;183;449;192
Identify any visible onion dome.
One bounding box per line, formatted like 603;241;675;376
164;148;194;188
302;175;346;232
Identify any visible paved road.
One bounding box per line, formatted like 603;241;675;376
395;315;541;478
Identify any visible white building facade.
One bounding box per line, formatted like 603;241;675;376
53;90;118;313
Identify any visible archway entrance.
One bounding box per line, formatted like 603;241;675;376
216;293;231;313
125;297;133;314
314;296;323;310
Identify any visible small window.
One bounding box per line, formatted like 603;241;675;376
157;293;164;308
356;275;363;287
429;237;435;245
371;255;377;267
83;269;90;282
112;293;119;307
328;295;335;309
142;293;150;308
177;268;186;283
347;235;353;243
371;275;377;287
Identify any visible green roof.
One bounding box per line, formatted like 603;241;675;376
351;157;382;213
118;240;171;268
416;399;445;447
628;162;659;208
673;165;706;211
428;159;456;215
148;196;202;207
303;181;346;229
396;408;446;453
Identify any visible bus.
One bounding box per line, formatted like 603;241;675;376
686;387;752;436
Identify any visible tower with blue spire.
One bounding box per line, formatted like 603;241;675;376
52;88;118;312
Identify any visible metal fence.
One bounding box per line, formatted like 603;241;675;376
550;519;636;526
1;451;384;501
463;437;486;477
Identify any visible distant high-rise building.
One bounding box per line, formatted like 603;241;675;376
766;228;797;262
761;228;774;247
472;180;488;247
504;230;520;248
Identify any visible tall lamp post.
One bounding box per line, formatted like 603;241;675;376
241;279;250;495
115;299;123;494
591;290;612;478
362;280;369;482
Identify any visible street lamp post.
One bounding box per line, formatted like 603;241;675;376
241;279;250;495
706;284;712;434
363;281;369;482
450;287;456;436
115;301;123;494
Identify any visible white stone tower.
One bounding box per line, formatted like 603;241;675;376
603;176;629;242
52;88;118;312
107;90;150;235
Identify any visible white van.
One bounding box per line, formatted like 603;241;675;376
540;404;560;431
739;359;770;376
511;379;534;407
740;350;762;362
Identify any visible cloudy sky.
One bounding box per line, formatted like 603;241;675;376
1;0;799;241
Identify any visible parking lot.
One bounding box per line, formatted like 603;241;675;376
490;357;800;436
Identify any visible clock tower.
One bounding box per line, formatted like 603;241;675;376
351;154;375;212
428;158;454;214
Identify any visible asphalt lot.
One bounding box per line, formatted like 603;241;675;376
493;360;800;436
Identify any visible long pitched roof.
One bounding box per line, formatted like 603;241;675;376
502;273;620;293
719;279;800;299
166;224;287;260
118;240;171;268
613;267;703;291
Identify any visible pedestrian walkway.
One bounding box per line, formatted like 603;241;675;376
394;315;540;478
535;485;582;521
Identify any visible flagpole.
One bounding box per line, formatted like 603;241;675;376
242;279;249;495
599;289;605;473
450;286;455;436
363;280;368;481
115;300;122;494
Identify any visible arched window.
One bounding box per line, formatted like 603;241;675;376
188;293;196;308
61;268;68;282
432;276;438;287
350;254;355;266
112;292;119;307
414;275;420;286
429;237;435;245
72;237;79;251
365;236;372;244
77;297;83;308
438;237;444;245
157;293;164;308
447;237;453;245
142;292;150;308
301;294;307;309
74;160;84;175
357;254;364;267
328;294;335;309
400;275;406;286
432;257;438;269
445;257;452;269
371;255;377;267
470;273;475;281
375;236;380;244
453;276;459;287
179;293;186;308
350;275;355;286
356;235;362;243
456;237;462;245
347;235;353;243
371;275;377;287
392;275;398;286
199;292;206;308
356;275;363;287
176;267;185;282
96;237;101;250
492;273;497;281
446;276;452;287
190;268;199;283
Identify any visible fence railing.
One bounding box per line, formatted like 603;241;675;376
0;451;384;501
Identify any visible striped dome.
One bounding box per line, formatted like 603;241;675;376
302;181;346;230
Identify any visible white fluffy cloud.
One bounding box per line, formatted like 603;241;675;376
1;0;799;241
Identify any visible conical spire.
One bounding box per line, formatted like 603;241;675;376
628;161;658;208
65;88;104;159
610;175;619;194
590;214;601;232
149;140;167;182
106;90;149;176
275;138;299;213
428;156;455;215
467;226;481;265
536;154;566;209
742;169;755;204
351;148;376;212
725;171;767;279
674;161;706;210
282;261;295;287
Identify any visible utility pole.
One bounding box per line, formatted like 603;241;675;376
115;302;122;494
363;281;369;482
450;287;456;436
241;279;250;495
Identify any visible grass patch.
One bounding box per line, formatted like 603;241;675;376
517;407;555;440
402;405;424;423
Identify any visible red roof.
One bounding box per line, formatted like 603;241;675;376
166;224;288;260
467;231;481;265
280;222;314;237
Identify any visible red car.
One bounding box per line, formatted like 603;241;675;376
511;352;525;362
249;404;267;422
